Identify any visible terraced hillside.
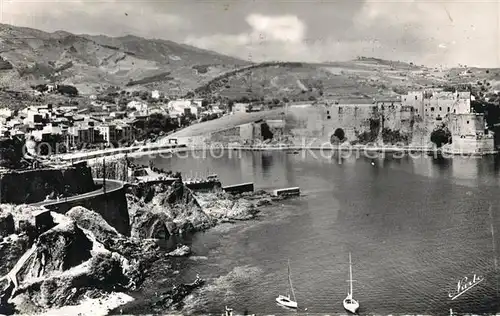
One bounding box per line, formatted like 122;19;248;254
0;23;250;95
194;58;500;103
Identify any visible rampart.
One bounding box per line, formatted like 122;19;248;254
38;179;130;236
0;165;95;204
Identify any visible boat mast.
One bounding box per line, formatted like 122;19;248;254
288;259;296;302
349;252;353;297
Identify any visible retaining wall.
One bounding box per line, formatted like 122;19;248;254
40;179;130;236
0;166;95;204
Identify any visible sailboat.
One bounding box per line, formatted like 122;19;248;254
343;252;359;314
276;259;298;309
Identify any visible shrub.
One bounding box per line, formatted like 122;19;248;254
430;127;452;148
57;85;78;97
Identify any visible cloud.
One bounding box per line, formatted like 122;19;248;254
185;1;500;67
185;13;309;62
246;14;305;43
0;0;187;38
0;0;498;67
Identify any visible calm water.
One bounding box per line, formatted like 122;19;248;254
133;150;500;315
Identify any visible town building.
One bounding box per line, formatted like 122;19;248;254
167;99;201;118
233;103;250;114
97;124;117;145
127;100;148;113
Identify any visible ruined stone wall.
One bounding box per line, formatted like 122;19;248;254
448;113;485;137
325;104;378;143
447;113;494;153
451;137;495;154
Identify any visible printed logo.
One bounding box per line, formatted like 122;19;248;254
448;274;484;300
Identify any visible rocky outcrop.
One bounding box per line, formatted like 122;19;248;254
195;191;261;221
151;276;204;312
165;245;191;257
66;206;121;242
0;205;159;315
130;209;173;239
128;181;214;239
226;199;258;220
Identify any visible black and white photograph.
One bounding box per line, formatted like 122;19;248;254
0;0;499;315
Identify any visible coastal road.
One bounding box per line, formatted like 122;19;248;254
30;178;125;208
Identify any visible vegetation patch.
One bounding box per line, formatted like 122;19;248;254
355;118;380;144
381;128;410;144
192;65;210;74
126;72;173;86
430;125;452;148
330;128;346;144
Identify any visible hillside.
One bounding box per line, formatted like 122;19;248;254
194;57;500;103
1;23;499;106
0;23;250;95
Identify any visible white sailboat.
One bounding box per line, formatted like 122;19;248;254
276;259;298;309
343;252;359;314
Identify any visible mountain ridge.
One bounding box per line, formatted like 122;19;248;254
0;23;250;95
0;23;499;103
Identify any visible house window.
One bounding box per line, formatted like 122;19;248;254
467;120;470;124
416;109;418;113
327;110;330;115
430;107;435;112
454;109;456;113
327;115;331;119
439;107;442;111
415;96;418;100
447;107;450;112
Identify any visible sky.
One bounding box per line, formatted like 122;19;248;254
0;0;499;67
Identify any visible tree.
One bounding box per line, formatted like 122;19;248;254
330;128;346;144
57;85;78;97
430;126;452;148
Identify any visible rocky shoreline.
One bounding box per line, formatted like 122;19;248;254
0;179;290;315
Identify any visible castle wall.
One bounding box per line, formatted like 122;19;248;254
239;123;254;141
448;113;485;137
326;104;377;142
201;90;494;152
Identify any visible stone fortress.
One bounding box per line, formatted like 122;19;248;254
177;89;494;154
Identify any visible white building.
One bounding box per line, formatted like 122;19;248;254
127;100;148;112
167;99;201;118
97;124;117;145
151;90;160;99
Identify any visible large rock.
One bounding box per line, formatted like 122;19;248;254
18;220;93;281
9;219;139;312
165;245;191;257
130;208;173;239
66;206;121;243
0;234;30;277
